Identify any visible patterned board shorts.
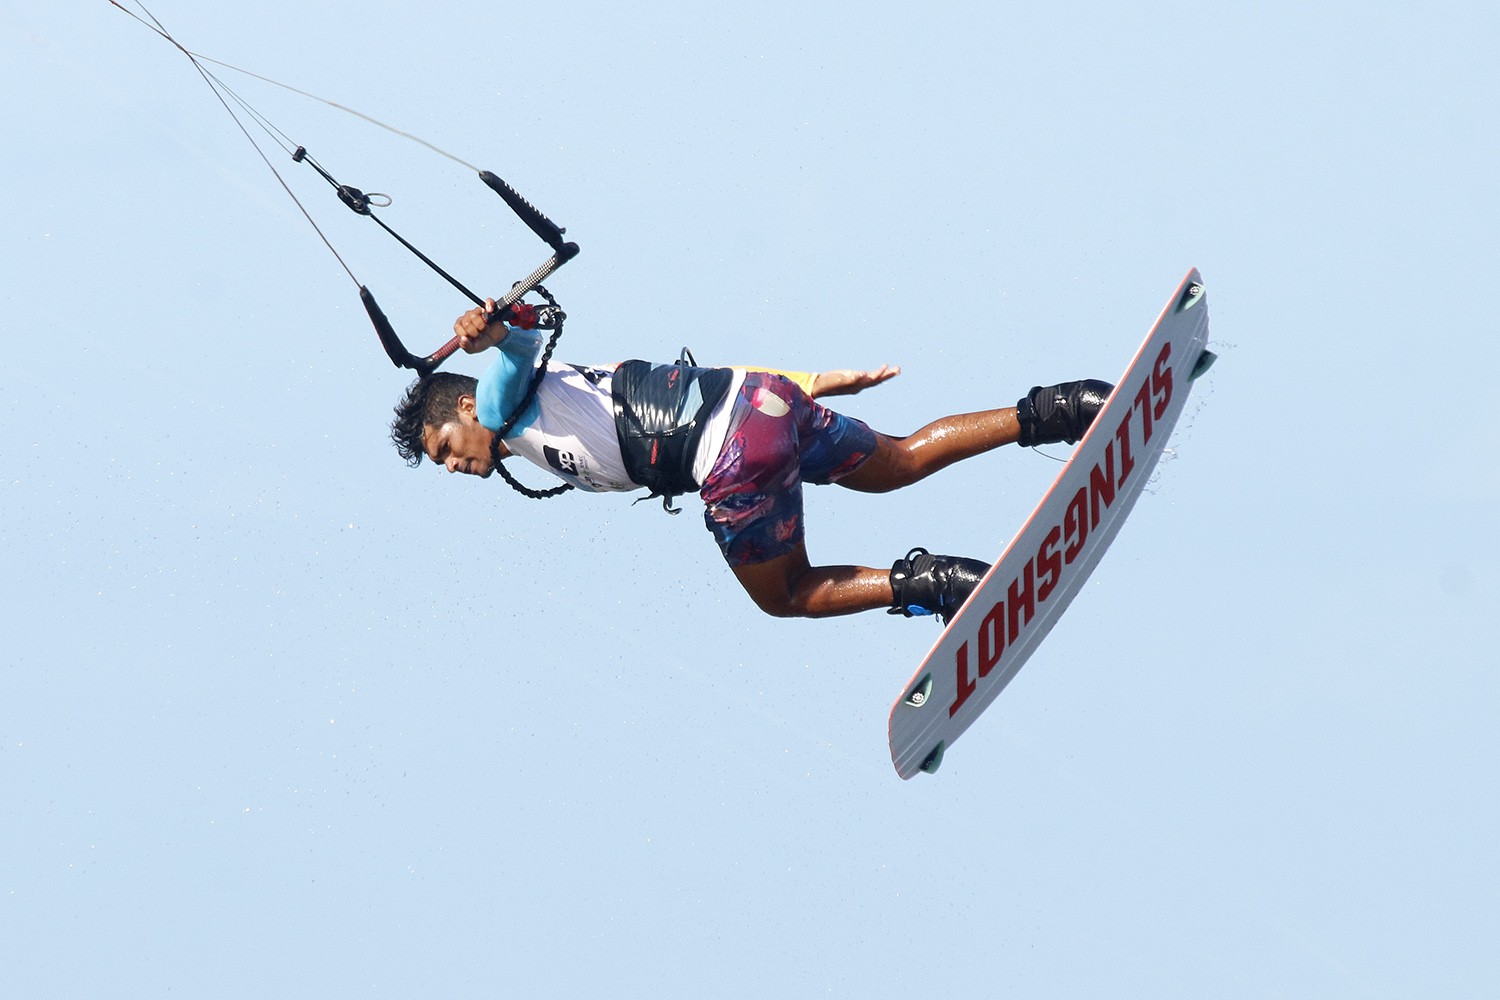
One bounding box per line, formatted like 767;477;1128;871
699;372;878;567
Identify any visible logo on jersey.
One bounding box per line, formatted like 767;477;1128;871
543;445;580;477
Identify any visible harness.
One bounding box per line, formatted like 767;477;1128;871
611;359;735;512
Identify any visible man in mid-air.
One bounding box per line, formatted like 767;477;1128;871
391;301;1110;624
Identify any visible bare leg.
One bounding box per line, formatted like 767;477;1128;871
838;407;1021;494
730;544;893;618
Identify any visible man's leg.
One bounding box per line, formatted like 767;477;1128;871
730;544;893;619
835;378;1113;494
837;407;1021;494
729;544;990;621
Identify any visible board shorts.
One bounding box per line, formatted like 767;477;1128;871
699;372;878;567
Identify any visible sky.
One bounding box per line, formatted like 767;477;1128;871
3;2;1497;997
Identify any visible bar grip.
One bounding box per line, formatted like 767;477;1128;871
479;171;569;251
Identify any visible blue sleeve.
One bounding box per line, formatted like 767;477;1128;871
475;327;545;435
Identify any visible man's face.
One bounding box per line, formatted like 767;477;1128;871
421;395;495;478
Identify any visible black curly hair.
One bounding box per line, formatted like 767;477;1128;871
390;372;479;467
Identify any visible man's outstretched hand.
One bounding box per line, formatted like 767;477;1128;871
809;365;902;398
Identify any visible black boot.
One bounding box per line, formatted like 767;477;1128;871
889;548;991;625
1016;379;1114;447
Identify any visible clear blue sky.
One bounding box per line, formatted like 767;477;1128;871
4;2;1497;997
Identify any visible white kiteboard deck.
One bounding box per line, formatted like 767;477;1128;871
887;269;1214;779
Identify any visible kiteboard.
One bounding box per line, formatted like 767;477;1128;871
887;269;1215;779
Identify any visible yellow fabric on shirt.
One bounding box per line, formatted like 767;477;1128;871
730;367;818;395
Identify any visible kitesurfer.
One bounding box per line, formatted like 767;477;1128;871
390;301;1111;623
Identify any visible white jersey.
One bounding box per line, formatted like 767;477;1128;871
501;362;636;492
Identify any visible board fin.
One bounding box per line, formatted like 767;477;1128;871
903;674;934;708
1190;349;1218;380
919;742;946;774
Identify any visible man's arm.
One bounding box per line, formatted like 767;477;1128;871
455;297;901;400
734;364;902;399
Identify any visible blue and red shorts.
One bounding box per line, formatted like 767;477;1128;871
699;373;877;567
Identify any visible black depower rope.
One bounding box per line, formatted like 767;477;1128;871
113;1;582;497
